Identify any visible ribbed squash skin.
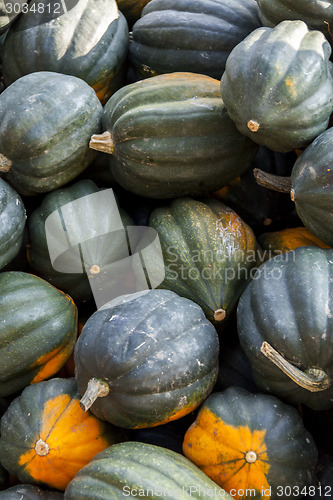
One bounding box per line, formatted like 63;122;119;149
28;179;133;302
74;289;219;428
220;20;333;153
0;178;26;270
0;71;102;196
259;227;331;257
149;198;258;326
290;127;333;247
101;72;258;199
183;387;318;500
256;0;333;44
0;484;63;499
64;441;232;500
129;0;262;80
0;272;77;397
0;378;126;491
237;247;333;410
2;0;129;104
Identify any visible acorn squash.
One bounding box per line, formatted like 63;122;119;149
64;441;232;499
2;0;129;105
183;387;318;499
0;378;127;491
0;71;102;196
0;272;77;397
89;72;258;199
237;246;333;410
149;197;258;327
220;20;333;152
129;0;262;80
0;178;26;271
74;289;219;428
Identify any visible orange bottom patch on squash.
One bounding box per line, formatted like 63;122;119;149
183;407;270;500
18;393;114;490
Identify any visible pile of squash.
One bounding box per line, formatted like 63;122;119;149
0;0;333;498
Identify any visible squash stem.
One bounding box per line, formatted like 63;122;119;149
260;341;330;392
214;308;226;322
0;153;12;173
80;377;110;412
35;439;50;456
253;169;292;194
89;131;114;154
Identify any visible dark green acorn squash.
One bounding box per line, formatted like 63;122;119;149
89;72;258;199
0;178;26;270
74;289;219;429
28;179;133;303
254;126;333;247
64;441;232;499
256;0;333;46
0;1;21;34
2;0;129;105
0;485;63;499
0;71;102;196
129;0;262;80
0;272;77;397
237;246;333;410
183;387;318;499
149;197;258;327
220;20;333;153
0;378;127;491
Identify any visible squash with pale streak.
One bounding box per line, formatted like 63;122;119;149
220;20;333;152
2;0;129;104
183;387;318;500
0;378;126;491
0;272;77;397
0;484;63;498
149;197;258;327
74;289;219;428
237;246;333;410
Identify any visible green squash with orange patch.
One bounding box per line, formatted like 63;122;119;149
0;378;127;491
0;272;77;397
74;289;219;429
183;387;318;499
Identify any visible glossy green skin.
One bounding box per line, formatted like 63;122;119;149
0;484;63;499
2;0;129;103
74;289;219;428
0;71;102;196
103;72;258;199
149;198;258;326
28;179;133;302
220;20;333;153
188;388;318;498
291;127;333;247
64;441;231;499
0;272;77;397
0;178;26;270
256;0;333;44
237;247;333;410
129;0;261;80
0;1;20;34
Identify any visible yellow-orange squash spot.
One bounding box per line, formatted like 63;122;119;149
18;393;113;490
183;407;270;500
